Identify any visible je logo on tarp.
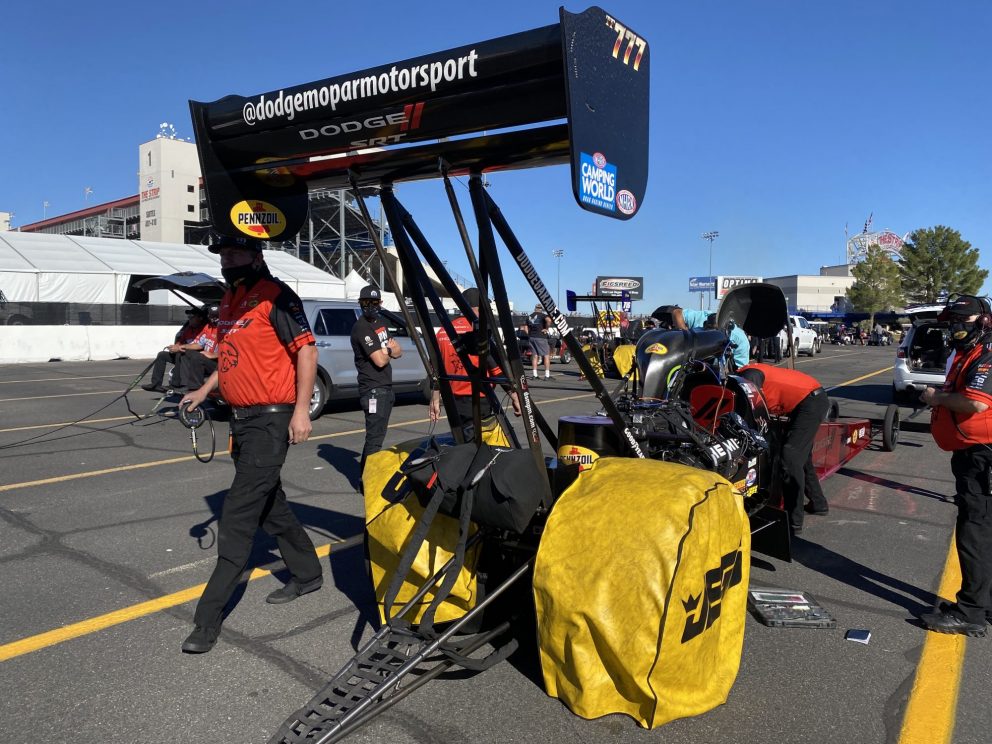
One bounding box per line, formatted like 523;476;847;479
681;548;743;643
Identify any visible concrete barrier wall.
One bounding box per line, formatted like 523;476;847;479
0;326;178;364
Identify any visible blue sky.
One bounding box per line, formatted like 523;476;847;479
1;0;989;312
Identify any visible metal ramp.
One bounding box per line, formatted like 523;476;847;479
270;561;529;744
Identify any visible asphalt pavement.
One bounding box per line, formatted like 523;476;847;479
0;346;989;744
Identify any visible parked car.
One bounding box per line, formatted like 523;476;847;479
892;304;949;405
778;315;820;356
304;300;430;420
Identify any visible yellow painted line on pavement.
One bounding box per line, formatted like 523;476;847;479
0;541;342;663
898;536;965;744
0;392;593;493
825;366;891;390
0;416;134;434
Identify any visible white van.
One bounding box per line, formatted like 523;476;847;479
304;300;430;419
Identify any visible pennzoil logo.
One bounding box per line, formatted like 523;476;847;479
231;200;286;239
557;444;599;472
681;548;743;643
645;342;668;355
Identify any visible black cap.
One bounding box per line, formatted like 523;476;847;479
359;285;382;301
938;295;986;321
202;303;220;320
739;367;765;389
651;305;680;321
461;287;481;307
207;236;265;254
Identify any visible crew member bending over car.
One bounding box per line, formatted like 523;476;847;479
180;236;322;655
918;294;992;637
651;305;750;369
738;363;829;533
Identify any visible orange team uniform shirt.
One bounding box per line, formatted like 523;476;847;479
931;341;992;451
436;315;503;397
216;276;315;407
192;324;219;355
739;362;821;416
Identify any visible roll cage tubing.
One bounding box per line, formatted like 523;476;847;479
189;5;650;458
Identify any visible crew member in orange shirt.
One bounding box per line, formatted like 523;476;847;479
181;303;221;390
180;236;322;654
918;295;992;637
738;362;829;533
430;287;520;437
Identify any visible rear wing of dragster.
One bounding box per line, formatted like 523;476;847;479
189;5;649;240
189;5;649;461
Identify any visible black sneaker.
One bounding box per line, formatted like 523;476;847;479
141;383;167;393
266;576;323;605
920;609;987;637
805;502;829;515
181;625;220;653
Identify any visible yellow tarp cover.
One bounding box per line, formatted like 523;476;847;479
533;457;750;728
363;420;509;626
364;438;480;626
581;344;604;377
612;344;637;381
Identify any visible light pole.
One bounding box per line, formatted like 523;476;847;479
553;249;565;308
701;231;719;309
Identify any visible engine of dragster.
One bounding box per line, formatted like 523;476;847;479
558;327;774;503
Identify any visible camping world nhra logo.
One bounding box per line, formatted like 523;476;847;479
230;200;287;239
578;151;617;211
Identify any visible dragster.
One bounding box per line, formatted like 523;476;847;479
188;7;888;741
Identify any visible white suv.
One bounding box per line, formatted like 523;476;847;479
892;304;948;405
304;300;429;419
778;315;821;356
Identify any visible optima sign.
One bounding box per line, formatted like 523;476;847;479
716;275;762;300
595;276;643;301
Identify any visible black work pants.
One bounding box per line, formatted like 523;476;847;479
452;394;500;441
182;350;217;390
780;390;829;529
359;387;395;474
193;411;321;629
950;446;992;623
150;350;183;387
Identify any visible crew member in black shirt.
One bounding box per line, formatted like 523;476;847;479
527;304;553;380
351;285;402;477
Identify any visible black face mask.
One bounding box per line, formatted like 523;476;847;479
949;320;979;350
221;263;261;288
360;302;380;320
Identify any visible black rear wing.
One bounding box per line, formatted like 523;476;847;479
189;6;649;240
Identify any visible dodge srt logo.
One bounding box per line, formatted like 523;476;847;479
681;548;743;643
299;102;425;147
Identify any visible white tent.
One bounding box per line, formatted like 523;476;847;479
0;232;347;302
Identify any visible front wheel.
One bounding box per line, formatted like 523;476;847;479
309;377;327;421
